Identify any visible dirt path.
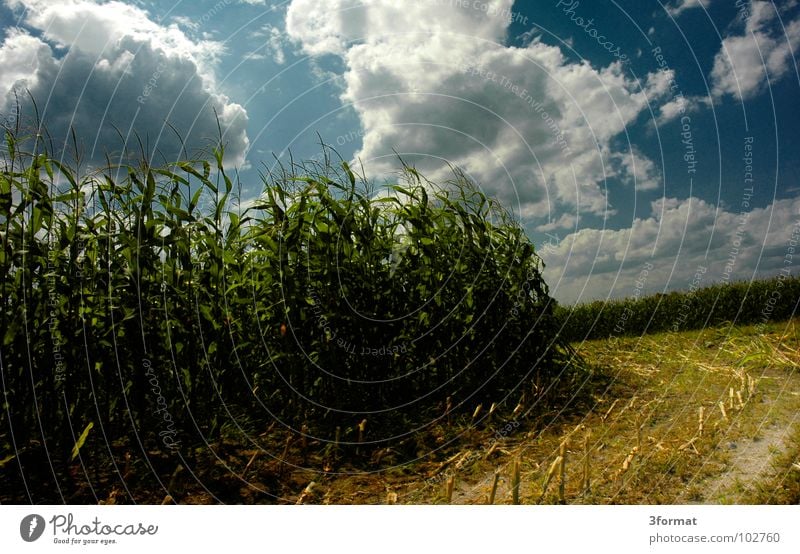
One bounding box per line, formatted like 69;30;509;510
681;382;800;503
692;424;795;502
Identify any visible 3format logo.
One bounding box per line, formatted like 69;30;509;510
20;514;46;542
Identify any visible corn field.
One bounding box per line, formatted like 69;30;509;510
556;277;800;342
0;127;578;501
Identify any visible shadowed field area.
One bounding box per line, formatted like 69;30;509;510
296;319;800;505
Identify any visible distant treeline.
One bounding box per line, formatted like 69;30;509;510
555;275;800;342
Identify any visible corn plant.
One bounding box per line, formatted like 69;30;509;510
556;276;800;342
0;127;578;502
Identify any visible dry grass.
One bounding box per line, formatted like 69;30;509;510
514;319;800;504
308;318;800;504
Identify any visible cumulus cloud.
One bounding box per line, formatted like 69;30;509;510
541;196;800;303
535;212;579;233
666;0;711;17
655;94;711;125
0;28;57;102
710;0;800;101
615;147;662;192
284;0;670;221
252;24;288;65
1;0;249;165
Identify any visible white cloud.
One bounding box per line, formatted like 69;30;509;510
535;212;578;233
284;0;670;221
8;0;223;69
666;0;711;17
0;28;57;102
252;24;287;65
266;27;287;64
1;0;249;165
542;196;800;303
710;0;800;100
286;0;511;58
172;15;200;33
615;148;661;192
655;94;711;124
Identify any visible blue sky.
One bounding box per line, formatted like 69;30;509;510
1;0;799;303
